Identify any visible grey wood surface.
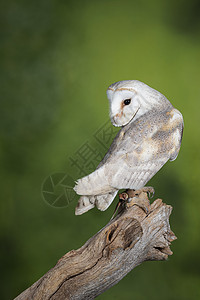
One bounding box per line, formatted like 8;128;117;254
15;191;176;300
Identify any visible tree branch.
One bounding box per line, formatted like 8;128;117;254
14;191;176;300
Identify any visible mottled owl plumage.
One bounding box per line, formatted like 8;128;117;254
74;80;183;215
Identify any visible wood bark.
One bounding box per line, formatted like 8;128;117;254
14;191;176;300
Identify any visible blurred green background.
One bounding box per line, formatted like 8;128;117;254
1;0;200;299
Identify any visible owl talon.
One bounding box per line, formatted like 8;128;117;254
144;186;155;199
126;194;150;214
123;187;153;214
110;187;153;220
127;186;155;199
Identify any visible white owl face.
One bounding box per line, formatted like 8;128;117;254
107;81;145;127
107;89;141;127
107;80;169;127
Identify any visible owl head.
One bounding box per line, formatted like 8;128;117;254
107;80;170;127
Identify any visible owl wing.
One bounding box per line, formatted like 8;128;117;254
108;142;169;190
74;108;183;196
110;109;183;190
109;109;183;190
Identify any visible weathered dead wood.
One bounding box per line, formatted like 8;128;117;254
14;191;176;300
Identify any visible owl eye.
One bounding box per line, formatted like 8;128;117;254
123;99;131;105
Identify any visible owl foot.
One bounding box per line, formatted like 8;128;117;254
127;186;155;199
125;186;154;214
110;187;154;219
125;193;150;214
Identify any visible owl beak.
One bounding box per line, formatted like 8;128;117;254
111;116;121;127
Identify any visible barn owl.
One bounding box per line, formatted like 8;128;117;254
74;80;184;215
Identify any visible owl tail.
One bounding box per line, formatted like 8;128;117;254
73;166;111;196
75;190;118;215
